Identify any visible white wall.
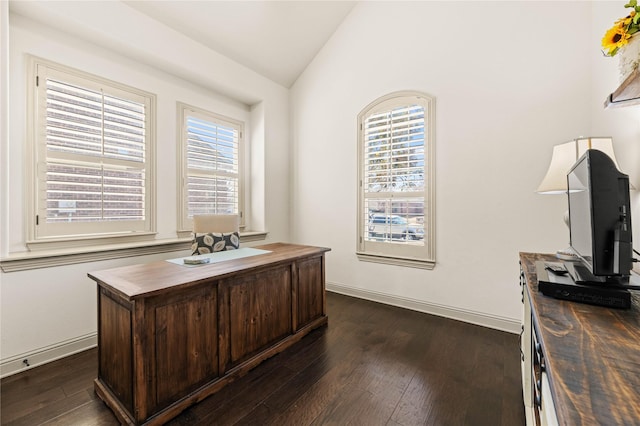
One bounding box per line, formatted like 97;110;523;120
1;2;291;374
290;1;599;330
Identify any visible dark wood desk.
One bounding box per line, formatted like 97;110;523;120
88;243;330;425
519;252;640;425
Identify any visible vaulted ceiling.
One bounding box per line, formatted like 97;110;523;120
123;1;357;87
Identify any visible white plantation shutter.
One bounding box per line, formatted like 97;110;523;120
363;104;425;244
357;92;435;268
178;104;244;231
364;105;425;191
32;60;155;240
45;163;144;222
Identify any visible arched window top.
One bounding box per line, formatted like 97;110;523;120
359;91;434;119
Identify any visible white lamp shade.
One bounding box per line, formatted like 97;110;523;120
536;137;630;194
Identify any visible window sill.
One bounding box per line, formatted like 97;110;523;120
1;231;268;272
356;252;435;270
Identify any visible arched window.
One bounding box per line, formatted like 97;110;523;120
356;91;435;269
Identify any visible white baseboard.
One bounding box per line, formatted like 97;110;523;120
326;282;521;334
0;333;97;378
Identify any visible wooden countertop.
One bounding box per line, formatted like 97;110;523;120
88;243;330;300
520;252;640;425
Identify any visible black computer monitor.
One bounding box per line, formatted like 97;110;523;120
567;149;633;284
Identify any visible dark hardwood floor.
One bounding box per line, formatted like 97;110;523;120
1;292;525;426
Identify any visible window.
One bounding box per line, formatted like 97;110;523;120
356;91;435;269
28;57;156;244
177;103;244;232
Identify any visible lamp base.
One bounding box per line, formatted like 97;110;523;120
555;247;579;261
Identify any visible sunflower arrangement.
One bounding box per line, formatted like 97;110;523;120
602;0;640;56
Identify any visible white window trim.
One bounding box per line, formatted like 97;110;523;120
176;102;246;235
26;55;157;250
356;91;435;269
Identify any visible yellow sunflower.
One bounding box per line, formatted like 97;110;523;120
615;16;632;28
602;26;631;56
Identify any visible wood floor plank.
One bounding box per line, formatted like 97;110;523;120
39;398;120;426
311;383;401;426
0;386;68;425
263;345;366;425
3;389;94;426
232;402;275;426
257;342;356;419
390;370;441;425
0;292;525;426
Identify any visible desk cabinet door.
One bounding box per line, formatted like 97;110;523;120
296;255;325;329
224;266;292;367
153;286;218;409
